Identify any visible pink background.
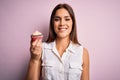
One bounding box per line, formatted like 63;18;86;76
0;0;120;80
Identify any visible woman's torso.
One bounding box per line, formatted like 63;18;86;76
41;41;83;80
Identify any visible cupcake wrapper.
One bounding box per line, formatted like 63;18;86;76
31;35;43;42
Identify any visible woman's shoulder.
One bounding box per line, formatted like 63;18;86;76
83;47;89;54
42;41;54;45
42;41;54;49
82;47;89;63
71;42;83;50
72;42;88;53
72;43;89;55
83;47;89;56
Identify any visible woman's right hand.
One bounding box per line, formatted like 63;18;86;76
30;39;42;61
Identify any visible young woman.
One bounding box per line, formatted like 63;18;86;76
26;3;89;80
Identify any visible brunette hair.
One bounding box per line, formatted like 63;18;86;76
46;3;80;45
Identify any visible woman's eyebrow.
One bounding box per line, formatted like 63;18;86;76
54;16;70;18
64;16;70;18
54;16;60;18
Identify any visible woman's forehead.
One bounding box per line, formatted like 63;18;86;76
55;8;70;17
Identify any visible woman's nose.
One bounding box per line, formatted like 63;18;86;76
60;19;65;26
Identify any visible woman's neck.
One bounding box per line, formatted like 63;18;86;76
56;37;70;46
55;37;70;57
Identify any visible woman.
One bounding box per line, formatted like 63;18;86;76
26;3;89;80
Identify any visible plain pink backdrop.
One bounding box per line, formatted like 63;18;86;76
0;0;120;80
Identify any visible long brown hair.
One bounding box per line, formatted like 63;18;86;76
46;3;80;45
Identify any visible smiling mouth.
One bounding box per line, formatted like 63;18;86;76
58;27;67;32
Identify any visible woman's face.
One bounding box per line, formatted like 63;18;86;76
53;8;73;39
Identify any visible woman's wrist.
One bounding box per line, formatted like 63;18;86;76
30;58;40;64
31;53;41;60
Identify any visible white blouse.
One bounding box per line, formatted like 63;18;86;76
41;41;83;80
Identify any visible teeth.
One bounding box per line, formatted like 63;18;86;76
58;28;67;31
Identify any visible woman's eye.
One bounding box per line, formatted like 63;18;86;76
65;18;70;21
54;18;60;21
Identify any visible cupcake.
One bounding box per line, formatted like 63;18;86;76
31;30;43;42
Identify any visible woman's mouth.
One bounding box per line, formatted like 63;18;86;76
58;27;67;32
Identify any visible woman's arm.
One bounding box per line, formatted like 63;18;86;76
25;59;41;80
81;48;90;80
25;39;42;80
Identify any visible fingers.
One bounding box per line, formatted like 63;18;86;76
30;39;42;54
30;45;41;60
36;39;42;47
31;46;41;55
31;39;41;48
